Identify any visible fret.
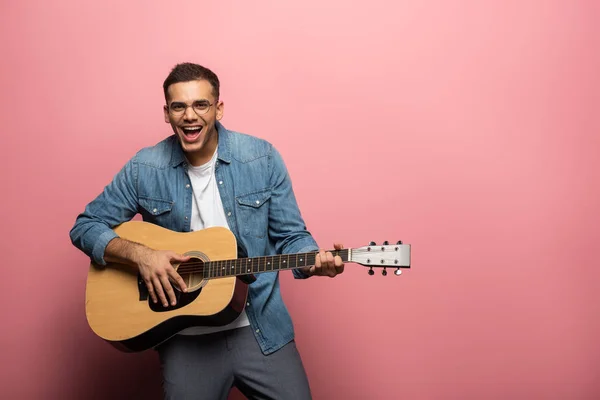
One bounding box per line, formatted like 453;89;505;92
298;253;306;268
203;249;350;279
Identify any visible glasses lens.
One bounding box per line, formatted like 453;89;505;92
169;103;186;115
193;102;210;115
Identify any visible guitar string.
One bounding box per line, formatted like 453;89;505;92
176;250;350;275
174;250;350;268
173;249;394;268
173;248;403;275
172;248;398;268
174;250;350;267
176;254;333;274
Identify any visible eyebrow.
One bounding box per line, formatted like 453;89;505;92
170;99;210;104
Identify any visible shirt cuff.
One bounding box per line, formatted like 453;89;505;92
92;229;119;266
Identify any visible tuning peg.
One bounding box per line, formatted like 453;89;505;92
383;241;389;245
368;267;374;276
394;268;402;276
382;268;387;276
369;241;376;246
396;240;403;245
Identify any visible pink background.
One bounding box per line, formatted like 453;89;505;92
1;1;599;399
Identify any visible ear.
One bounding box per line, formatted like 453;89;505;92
216;100;224;121
163;105;170;123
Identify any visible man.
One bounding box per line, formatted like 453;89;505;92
69;62;344;399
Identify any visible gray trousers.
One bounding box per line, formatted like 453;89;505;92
157;326;312;400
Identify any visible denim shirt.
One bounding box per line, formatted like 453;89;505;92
69;121;319;355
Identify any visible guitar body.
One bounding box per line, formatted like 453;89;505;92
85;221;248;352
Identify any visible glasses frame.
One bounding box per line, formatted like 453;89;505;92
166;100;217;118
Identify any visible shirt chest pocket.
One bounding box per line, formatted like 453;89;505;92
138;196;174;226
235;188;271;239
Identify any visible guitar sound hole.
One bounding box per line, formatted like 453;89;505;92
176;257;206;292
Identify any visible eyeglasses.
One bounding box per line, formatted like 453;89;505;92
167;100;216;117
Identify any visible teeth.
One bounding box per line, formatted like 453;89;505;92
183;126;202;131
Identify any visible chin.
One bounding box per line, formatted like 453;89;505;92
180;139;205;153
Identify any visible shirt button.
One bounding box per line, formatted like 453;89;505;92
185;184;190;188
255;329;260;333
153;208;158;213
219;181;223;185
246;302;250;306
185;216;188;220
255;200;260;205
227;212;231;216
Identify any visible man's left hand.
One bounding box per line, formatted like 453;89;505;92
303;243;345;277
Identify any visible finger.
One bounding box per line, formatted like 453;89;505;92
323;251;335;277
153;277;169;307
160;274;177;306
326;252;335;265
316;250;327;275
335;255;345;274
314;251;321;270
169;268;188;292
333;243;344;250
322;251;332;275
145;278;158;303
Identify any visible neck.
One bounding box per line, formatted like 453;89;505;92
176;249;351;278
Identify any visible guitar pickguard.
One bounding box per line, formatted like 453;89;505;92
146;284;202;313
138;272;203;312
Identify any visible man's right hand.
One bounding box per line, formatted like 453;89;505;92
137;249;190;307
104;238;190;307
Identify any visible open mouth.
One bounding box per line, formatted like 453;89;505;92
181;126;204;142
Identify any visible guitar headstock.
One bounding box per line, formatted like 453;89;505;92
350;241;411;276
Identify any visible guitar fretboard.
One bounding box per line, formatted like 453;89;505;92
203;249;349;278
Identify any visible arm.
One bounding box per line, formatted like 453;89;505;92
69;158;188;305
267;146;345;278
69;159;141;266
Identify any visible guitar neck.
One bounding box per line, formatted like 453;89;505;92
204;249;350;278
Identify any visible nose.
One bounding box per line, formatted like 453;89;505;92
183;105;198;121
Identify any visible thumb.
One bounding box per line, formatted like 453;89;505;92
170;252;191;262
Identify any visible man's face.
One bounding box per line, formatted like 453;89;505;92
163;79;223;163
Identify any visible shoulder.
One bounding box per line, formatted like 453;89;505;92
225;128;275;163
130;135;179;168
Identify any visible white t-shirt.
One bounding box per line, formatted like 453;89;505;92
177;149;250;335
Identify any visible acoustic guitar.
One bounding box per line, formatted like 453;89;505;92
84;221;411;352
